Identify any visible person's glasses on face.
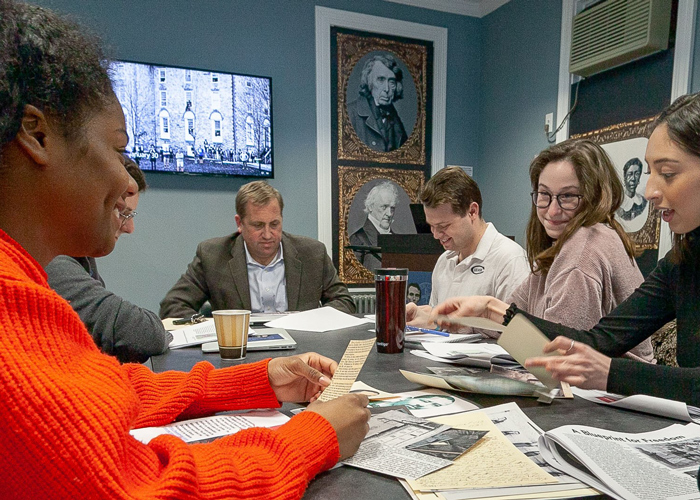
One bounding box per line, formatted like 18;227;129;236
531;191;583;211
119;210;137;228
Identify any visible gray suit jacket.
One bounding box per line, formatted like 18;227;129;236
159;232;355;318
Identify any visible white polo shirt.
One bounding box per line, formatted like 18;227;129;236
429;223;529;306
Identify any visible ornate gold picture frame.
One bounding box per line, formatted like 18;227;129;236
338;166;424;284
336;31;429;165
572;117;660;250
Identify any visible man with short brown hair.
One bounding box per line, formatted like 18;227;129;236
160;181;355;318
407;167;528;326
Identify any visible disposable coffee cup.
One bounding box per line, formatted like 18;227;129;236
212;310;250;359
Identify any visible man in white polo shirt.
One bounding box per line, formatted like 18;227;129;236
407;167;528;326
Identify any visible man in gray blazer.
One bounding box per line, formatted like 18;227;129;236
159;181;355;318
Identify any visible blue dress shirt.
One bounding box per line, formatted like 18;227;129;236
244;242;288;313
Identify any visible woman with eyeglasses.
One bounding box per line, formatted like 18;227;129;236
432;139;653;362
435;93;700;405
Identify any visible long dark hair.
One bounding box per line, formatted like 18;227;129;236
526;139;636;275
652;92;700;262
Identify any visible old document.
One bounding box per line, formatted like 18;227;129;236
318;338;376;402
407;411;556;491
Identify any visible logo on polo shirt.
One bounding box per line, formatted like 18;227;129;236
471;265;485;275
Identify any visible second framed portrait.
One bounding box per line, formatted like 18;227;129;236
338;166;424;284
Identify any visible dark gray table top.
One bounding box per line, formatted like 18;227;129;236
152;324;675;499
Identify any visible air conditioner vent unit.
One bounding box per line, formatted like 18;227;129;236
570;0;672;77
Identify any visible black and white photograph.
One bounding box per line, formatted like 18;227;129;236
406;282;422;305
333;28;431;165
601;137;651;234
110;60;272;178
405;428;487;461
347;178;416;273
345;51;417;153
337;166;424;284
572;118;661;251
634;438;700;469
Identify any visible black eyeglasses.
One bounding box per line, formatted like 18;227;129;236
531;191;583;211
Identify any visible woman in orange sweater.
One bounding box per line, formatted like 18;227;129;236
0;2;369;498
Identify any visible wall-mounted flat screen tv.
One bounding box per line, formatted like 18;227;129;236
110;60;273;178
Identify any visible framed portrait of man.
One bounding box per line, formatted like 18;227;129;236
328;25;435;286
333;28;431;165
338;166;424;284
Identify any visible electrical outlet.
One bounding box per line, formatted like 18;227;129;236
545;113;554;134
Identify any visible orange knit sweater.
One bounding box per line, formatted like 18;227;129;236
0;231;339;499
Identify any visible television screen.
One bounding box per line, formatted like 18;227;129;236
110;60;273;178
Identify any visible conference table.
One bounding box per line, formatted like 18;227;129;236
152;322;676;500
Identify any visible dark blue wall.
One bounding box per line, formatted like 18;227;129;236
478;0;563;243
32;0;486;310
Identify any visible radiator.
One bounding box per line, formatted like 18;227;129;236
352;293;376;315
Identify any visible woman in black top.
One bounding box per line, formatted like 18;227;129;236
433;92;700;407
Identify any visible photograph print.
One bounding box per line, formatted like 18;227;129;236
338;166;424;284
110;60;273;178
334;28;432;165
572;117;661;251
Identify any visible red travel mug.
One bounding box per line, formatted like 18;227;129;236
375;268;408;354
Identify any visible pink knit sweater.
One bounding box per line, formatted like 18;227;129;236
508;224;653;362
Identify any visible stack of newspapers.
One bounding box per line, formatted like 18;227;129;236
397;402;599;500
539;422;700;500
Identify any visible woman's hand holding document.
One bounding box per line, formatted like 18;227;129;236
524;332;612;391
434;313;562;390
434;302;612;392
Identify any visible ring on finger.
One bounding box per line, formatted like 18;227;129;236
565;339;575;354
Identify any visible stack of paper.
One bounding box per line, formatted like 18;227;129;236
411;343;518;369
130;409;289;445
399;402;599;500
342;410;487;480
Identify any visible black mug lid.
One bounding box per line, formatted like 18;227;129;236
374;268;408;277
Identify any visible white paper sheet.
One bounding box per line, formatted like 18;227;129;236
130;409;289;444
423;342;509;360
263;306;373;332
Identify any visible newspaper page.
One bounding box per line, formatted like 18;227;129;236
342;410;461;479
572;387;700;423
318;338;375;402
539;422;700;500
129;409;289;444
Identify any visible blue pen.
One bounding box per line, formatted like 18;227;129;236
405;326;450;337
